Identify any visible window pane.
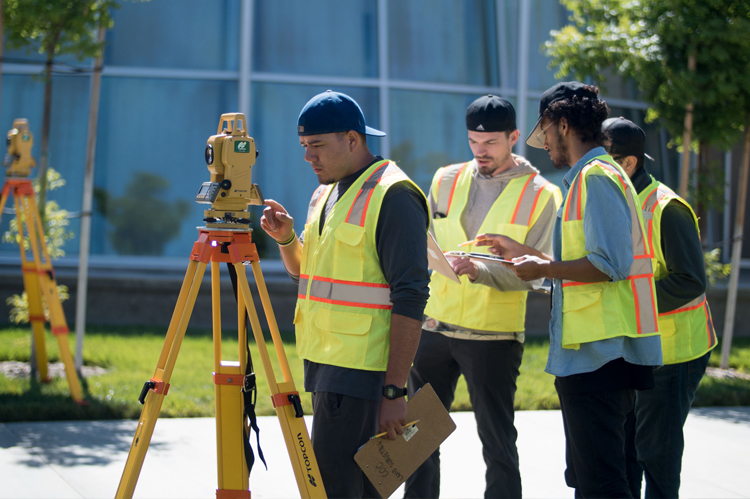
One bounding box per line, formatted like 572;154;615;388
93;78;238;257
527;0;569;92
253;0;378;78
389;90;494;193
388;0;499;86
248;83;380;257
105;0;240;71
0;74;91;257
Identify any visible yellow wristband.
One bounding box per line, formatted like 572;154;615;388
277;234;296;247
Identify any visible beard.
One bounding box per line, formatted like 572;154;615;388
550;130;569;170
475;150;512;176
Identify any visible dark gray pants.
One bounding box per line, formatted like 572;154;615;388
311;391;381;499
404;331;523;499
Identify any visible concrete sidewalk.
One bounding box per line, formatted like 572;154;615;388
1;407;749;498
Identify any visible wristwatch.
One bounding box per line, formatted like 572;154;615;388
382;384;408;400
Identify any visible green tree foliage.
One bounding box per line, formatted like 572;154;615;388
2;168;74;323
547;0;750;151
2;0;121;221
94;172;190;256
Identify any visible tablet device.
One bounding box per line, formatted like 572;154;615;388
466;252;515;264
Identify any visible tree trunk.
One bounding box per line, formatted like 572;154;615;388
721;112;750;368
75;23;106;373
38;48;55;226
679;53;697;199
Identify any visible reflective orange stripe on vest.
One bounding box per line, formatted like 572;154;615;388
435;162;469;216
345;161;392;226
562;159;658;335
298;274;392;310
306;185;330;224
511;173;552;226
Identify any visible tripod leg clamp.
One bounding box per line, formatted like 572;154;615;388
138;379;169;405
271;391;304;418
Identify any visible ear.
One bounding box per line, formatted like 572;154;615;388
346;130;360;152
622;156;638;177
558;117;568;136
508;129;520;148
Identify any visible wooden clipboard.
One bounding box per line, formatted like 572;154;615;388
354;384;456;498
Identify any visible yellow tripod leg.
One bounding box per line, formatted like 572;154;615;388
21;192;82;401
213;261;250;498
13;192;50;383
234;263;327;499
116;259;207;499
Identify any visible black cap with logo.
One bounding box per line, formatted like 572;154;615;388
465;95;516;133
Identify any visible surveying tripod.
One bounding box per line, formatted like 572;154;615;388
116;113;326;499
0;119;84;404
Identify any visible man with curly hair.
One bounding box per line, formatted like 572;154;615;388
476;82;663;498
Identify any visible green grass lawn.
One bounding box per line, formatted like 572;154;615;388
1;324;749;422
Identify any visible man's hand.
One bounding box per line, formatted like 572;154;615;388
448;256;479;280
379;397;407;440
474;233;528;259
502;255;550;282
260;199;295;243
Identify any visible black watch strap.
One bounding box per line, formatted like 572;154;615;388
382;384;408;400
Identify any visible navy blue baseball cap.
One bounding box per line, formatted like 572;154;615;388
297;90;386;137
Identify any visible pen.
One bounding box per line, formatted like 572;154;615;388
370;420;420;439
458;239;477;247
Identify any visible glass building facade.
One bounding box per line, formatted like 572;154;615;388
0;0;738;263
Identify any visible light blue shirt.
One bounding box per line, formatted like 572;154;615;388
545;147;663;377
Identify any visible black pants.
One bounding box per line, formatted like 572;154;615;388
404;331;523;499
556;381;637;498
311;391;381;499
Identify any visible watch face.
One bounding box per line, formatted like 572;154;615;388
385;386;396;398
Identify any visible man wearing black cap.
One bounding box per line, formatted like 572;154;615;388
603;117;717;499
477;82;663;498
405;95;561;499
260;90;430;498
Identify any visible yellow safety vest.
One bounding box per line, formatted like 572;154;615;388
640;177;717;364
293;159;428;371
425;160;562;332
560;154;659;349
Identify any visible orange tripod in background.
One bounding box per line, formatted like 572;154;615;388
0;119;84;404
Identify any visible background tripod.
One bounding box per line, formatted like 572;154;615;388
0;175;84;404
116;227;326;499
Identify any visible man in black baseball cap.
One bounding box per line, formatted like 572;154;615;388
477;82;663;498
405;95;561;498
604;117;715;499
260;90;430;498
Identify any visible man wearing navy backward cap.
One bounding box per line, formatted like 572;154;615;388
477;82;663;498
260;90;430;498
603;117;716;499
405;95;561;499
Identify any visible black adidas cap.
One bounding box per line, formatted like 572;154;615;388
465;95;516;133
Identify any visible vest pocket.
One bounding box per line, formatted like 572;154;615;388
333;224;366;281
314;308;372;335
561;286;606;349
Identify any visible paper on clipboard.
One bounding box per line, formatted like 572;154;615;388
427;233;461;283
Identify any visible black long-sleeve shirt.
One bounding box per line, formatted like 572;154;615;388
631;166;707;313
